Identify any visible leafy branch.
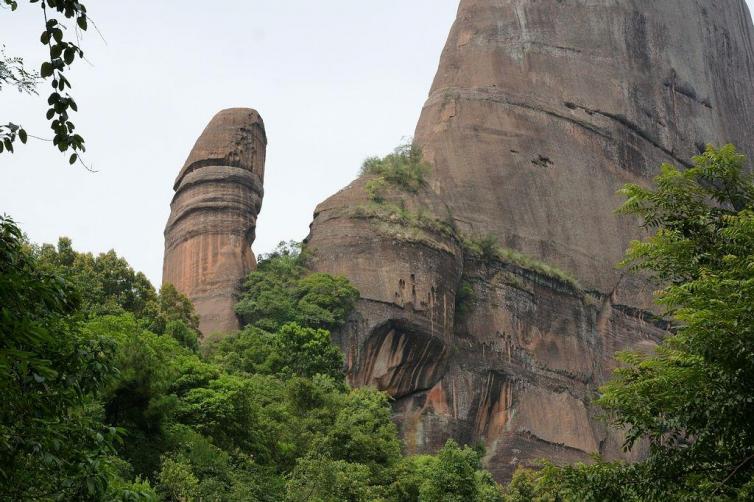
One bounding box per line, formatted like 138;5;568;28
1;0;91;167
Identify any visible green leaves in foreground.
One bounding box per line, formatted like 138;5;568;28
505;145;754;501
2;1;91;161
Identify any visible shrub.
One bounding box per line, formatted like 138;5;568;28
360;143;430;195
462;234;581;290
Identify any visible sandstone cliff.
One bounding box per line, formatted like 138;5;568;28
305;0;754;480
163;108;267;336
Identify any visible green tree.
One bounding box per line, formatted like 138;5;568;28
274;322;345;381
324;389;402;471
0;215;121;500
3;217;501;500
212;322;345;383
35;239;157;318
600;144;754;498
420;440;502;502
286;453;375;502
235;241;359;332
35;239;202;346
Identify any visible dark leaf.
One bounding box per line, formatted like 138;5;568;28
40;62;53;78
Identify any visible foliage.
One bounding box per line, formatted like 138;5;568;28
360;143;430;197
1;0;91;163
235;241;359;332
365;176;390;203
34;239;201;346
0;45;38;94
286;453;376;502
500;145;754;500
503;461;644;502
0;215;123;500
3;217;502;500
601;144;754;498
35;238;157;317
455;279;476;319
0;45;36;151
462;233;582;289
273;322;345;381
419;440;503;502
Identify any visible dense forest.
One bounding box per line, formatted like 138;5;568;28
2;145;753;501
0;218;502;501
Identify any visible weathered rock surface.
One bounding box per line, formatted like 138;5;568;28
416;0;754;306
306;0;754;480
163;108;266;336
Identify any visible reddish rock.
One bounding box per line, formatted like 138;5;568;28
305;0;754;480
415;0;754;306
163;108;266;337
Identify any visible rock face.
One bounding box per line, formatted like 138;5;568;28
306;0;754;480
163;108;266;336
415;0;754;307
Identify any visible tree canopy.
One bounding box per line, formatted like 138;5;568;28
0;222;503;500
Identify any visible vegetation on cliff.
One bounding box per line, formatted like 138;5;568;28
503;145;754;501
358;145;583;291
460;234;582;290
361;143;430;201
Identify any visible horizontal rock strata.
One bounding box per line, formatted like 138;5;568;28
163;108;267;336
306;0;754;481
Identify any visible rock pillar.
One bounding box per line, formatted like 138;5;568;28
163;108;266;337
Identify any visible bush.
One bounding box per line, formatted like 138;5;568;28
462;234;581;289
360;143;430;195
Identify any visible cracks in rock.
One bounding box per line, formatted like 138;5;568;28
516;431;596;454
531;155;553;168
565;101;694;168
610;303;671;332
428;87;695;169
427;87;612;140
663;73;713;109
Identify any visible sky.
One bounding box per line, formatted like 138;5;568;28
0;0;460;285
1;1;753;286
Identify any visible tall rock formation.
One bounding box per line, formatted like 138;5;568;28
163;108;267;336
415;0;754;307
306;0;754;480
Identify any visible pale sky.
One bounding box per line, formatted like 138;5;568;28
2;1;753;285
